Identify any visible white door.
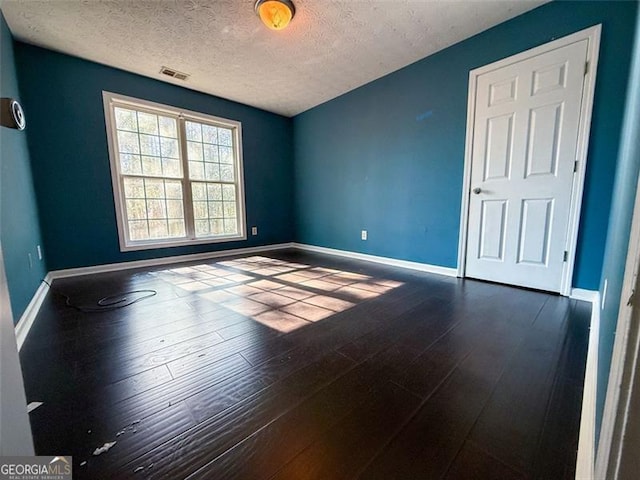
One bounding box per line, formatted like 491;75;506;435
465;39;588;292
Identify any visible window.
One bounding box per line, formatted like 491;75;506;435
103;92;246;251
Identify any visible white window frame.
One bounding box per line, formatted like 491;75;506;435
103;91;247;251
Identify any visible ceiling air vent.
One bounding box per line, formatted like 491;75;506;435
160;66;190;81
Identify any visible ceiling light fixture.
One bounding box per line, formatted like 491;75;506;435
255;0;295;31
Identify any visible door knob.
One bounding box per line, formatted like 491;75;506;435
473;187;482;194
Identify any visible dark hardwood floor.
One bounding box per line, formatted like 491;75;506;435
19;249;590;479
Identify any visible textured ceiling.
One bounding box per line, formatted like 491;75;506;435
1;0;547;117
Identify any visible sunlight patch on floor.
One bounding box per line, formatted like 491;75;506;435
152;256;403;333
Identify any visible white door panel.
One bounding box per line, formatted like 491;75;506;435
479;199;508;261
466;39;588;292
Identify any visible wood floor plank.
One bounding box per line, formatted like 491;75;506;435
237;285;432;367
186;363;386;479
166;327;282;378
104;352;355;479
268;381;421;480
26;353;252;457
463;297;573;473
532;300;590;479
185;308;456;480
64;308;250;362
74;401;196;479
444;440;526;480
355;295;548;479
387;287;548;399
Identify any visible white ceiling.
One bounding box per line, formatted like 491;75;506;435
1;0;547;117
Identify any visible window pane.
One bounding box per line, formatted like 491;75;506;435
165;181;183;199
117;131;140;154
219;146;233;164
187;141;203;161
125;199;147;220
160;137;179;159
142;156;163;176
148;220;169;239
162;159;181;178
195;220;209;236
202;125;218;144
211;219;224;235
115;107;138;131
120;154;142;175
189;161;204;180
207;183;222;200
205;163;220;181
191;182;206;200
224;219;238;234
220;164;234;182
128;220;148;240
193;201;208;219
144;178;165;198
223;202;236;218
218;128;233;146
140;134;161;156
209;201;223;218
137;112;158;135
203;144;219;162
146;199;166;219
123;177;145;198
166;199;184;218
222;184;236;202
168;220;185;237
186;121;202;142
159;116;177;138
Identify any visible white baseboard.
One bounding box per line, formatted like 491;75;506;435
14;273;52;351
575;292;600;480
571;288;599;303
48;243;294;280
291;243;458;277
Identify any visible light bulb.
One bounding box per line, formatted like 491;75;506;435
256;0;295;31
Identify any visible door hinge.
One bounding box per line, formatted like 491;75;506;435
563;251;568;262
574;161;578;173
584;61;589;76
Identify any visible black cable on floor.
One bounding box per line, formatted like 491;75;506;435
42;279;157;313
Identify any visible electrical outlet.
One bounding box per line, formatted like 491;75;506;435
251;226;258;236
37;245;42;260
361;230;367;241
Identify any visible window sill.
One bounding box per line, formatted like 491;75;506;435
119;234;248;252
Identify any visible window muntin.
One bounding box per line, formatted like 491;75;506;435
103;92;246;251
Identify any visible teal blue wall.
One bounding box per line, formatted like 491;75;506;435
596;4;640;446
293;1;638;290
0;13;47;323
13;43;294;271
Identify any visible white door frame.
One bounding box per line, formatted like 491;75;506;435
595;169;640;479
457;25;601;296
0;242;35;455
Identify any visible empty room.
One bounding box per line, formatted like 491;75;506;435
1;0;640;478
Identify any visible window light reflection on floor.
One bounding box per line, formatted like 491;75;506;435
153;256;403;333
